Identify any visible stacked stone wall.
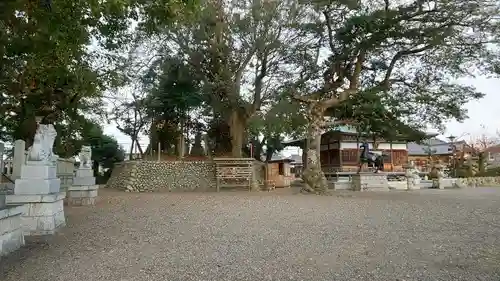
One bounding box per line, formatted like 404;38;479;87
106;161;216;192
455;177;500;187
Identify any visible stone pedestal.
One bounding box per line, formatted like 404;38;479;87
6;162;65;237
432;178;445;189
68;168;98;206
331;181;352;190
352;173;389;191
0;205;25;256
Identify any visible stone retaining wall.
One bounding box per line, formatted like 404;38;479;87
455;177;500;187
106;161;216;192
106;162;134;190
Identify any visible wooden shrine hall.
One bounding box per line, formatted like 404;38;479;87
283;126;436;175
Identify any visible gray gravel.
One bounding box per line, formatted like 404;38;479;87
1;187;500;281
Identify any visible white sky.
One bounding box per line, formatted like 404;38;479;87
103;75;500;156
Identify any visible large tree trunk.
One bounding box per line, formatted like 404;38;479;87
190;132;205;156
229;110;245;157
128;140;135;160
177;120;185;158
302;138;308;170
265;147;274;162
301;105;329;194
136;140;144;157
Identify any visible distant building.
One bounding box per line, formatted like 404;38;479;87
484;144;500;168
407;138;471;171
287;154;303;177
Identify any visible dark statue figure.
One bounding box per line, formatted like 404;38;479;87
357;141;384;173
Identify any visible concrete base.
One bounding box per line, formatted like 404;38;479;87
76;168;93;178
388;181;407;190
0;205;25;256
6;193;66;236
0;193;5;209
73;176;96;186
330;181;352;190
21;163;56;179
352;173;389;191
14;178;60;195
15;164;61;195
67;185;98;206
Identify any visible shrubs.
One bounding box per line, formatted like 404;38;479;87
475;167;500;177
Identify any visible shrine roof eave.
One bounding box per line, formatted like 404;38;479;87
282;132;439;148
267;159;294;163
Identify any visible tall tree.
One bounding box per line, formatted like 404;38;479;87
107;87;150;159
247;98;307;161
289;0;499;193
136;0;306;157
80;120;125;177
0;0;195;147
143;55;204;157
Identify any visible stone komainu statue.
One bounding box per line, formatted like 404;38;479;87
28;123;57;163
79;146;92;169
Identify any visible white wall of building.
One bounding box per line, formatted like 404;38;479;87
340;142;407;150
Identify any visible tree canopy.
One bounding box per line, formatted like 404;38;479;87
1;0;499;190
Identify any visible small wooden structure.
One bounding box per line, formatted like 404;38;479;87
265;159;293;188
214;158;255;191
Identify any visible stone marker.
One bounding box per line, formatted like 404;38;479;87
6;123;66;237
67;145;98;206
12;139;25;180
430;163;445;189
403;162;421;190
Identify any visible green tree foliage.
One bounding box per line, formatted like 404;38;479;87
289;0;499;193
333;92;428;143
146;56;203;122
80;120;125;178
134;0;306;157
108;91;149;158
143;55;204;155
0;0;195;149
247;99;307;161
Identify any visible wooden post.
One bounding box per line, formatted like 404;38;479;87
157;142;161;161
390;141;394;171
216;162;220;192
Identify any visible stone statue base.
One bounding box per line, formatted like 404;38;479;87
352;173;389;191
0;205;25;257
432;178;445;189
68;168;98;206
14;164;60;195
7;162;65;237
6;193;65;236
73;168;96;186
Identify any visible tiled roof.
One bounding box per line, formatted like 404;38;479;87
485;144;500;153
287;154;302;164
408;139;467;155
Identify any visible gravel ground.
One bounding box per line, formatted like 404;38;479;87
1;187;500;281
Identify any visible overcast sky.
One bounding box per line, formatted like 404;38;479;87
103;75;500;156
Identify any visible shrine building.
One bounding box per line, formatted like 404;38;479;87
282;126;437;175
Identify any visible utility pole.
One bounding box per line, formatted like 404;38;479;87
448;135;456;177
